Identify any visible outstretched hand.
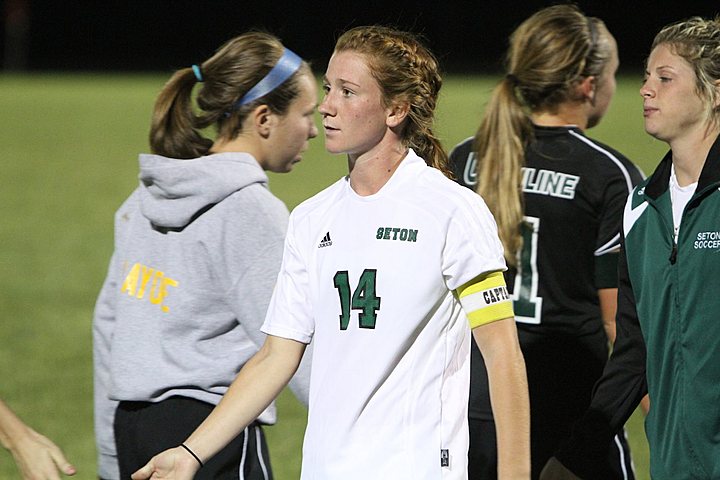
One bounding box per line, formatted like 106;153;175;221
10;428;76;480
539;456;582;480
131;446;200;480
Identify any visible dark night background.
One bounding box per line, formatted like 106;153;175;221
2;0;719;74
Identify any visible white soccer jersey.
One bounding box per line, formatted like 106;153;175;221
262;150;506;480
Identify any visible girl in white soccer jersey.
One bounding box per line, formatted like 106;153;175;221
93;32;317;480
133;25;530;480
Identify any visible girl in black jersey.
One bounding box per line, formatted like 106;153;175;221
448;5;644;479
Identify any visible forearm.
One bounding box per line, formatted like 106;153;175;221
0;400;29;451
184;335;305;464
597;288;618;345
488;345;530;477
286;344;312;407
474;319;530;479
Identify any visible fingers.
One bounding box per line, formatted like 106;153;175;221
54;459;76;475
48;446;76;476
131;448;198;480
18;455;64;480
131;461;155;480
13;431;76;480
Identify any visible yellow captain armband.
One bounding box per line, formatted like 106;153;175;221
456;271;514;329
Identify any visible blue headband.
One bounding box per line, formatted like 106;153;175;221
234;48;303;108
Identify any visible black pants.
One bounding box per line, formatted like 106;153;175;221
468;418;634;480
468;330;635;480
114;397;273;480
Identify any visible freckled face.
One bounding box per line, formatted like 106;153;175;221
318;51;392;158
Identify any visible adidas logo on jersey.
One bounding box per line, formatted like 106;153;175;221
318;232;333;248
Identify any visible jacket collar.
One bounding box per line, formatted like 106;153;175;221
644;133;720;201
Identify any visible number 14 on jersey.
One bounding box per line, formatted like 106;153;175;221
333;269;381;330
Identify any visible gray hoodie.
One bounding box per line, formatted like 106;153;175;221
92;152;311;479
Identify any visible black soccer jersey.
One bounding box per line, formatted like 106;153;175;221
450;125;644;335
450;125;644;418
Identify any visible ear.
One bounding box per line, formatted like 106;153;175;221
386;101;410;128
714;79;720;109
579;76;596;103
252;105;277;138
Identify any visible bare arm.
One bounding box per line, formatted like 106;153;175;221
0;399;76;480
473;317;530;479
598;287;618;345
132;335;306;480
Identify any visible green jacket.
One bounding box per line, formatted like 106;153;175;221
558;134;720;479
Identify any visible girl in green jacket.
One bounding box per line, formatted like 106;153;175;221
543;14;720;480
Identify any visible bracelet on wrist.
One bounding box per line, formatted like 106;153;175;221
179;443;204;468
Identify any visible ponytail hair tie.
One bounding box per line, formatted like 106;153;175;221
192;64;204;82
505;73;519;86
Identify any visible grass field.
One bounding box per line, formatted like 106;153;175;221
0;73;666;479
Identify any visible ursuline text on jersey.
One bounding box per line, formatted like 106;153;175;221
521;167;579;199
461;154;579;199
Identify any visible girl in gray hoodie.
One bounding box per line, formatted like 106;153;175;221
93;32;317;480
